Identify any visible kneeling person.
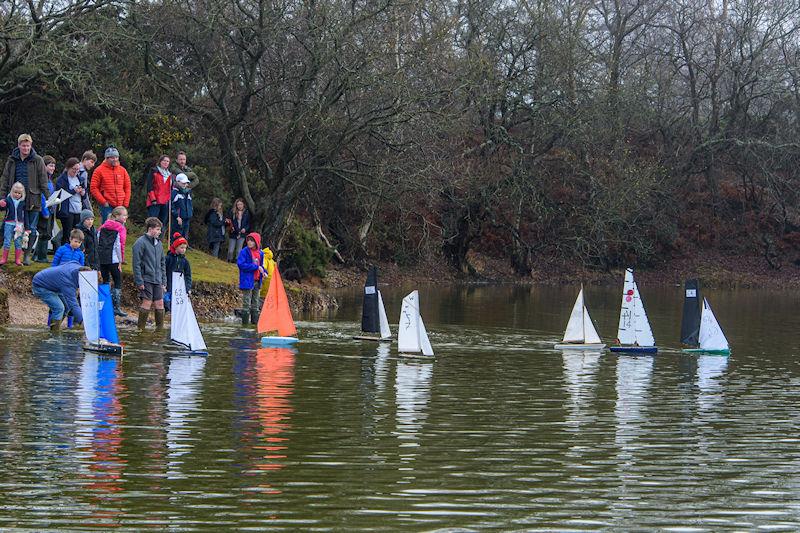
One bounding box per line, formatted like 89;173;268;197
132;217;167;331
32;261;87;332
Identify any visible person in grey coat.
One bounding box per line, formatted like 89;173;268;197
132;217;167;332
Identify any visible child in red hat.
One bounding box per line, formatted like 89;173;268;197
165;232;191;311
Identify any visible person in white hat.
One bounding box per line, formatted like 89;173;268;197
170;173;193;240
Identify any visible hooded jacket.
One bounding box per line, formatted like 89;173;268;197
237;232;263;290
146;167;173;206
97;219;127;265
1;147;48;212
90;160;131;208
32;262;84;323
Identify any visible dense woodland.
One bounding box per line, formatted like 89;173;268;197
2;0;800;278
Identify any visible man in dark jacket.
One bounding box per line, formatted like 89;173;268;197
32;261;87;332
0;134;49;265
132;217;167;331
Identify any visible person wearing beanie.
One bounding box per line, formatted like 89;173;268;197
90;145;130;223
164;232;192;312
78;208;98;269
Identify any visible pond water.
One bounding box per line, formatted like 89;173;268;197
0;283;799;530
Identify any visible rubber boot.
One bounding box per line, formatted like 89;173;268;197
112;288;128;317
50;317;62;333
23;248;32;266
250;307;260;327
14;249;22;266
154;308;165;332
33;237;48;262
137;308;150;331
0;249;8;265
240;309;250;326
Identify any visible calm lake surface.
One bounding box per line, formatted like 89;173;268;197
1;283;799;530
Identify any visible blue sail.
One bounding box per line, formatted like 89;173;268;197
98;284;120;344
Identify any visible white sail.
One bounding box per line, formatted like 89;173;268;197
617;269;655;346
79;270;100;343
418;317;434;356
377;291;391;339
582;306;602;344
170;273;207;352
562;288;586;342
698;298;729;351
398;291;421;352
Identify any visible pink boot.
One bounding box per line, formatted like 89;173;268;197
14;249;22;266
0;248;8;265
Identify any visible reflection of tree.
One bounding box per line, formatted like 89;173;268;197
75;354;127;517
251;348;296;477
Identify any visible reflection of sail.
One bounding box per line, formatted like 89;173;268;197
394;360;433;462
696;355;728;413
253;348;295;474
561;350;601;429
166;355;207;477
75;354;127;495
374;343;391;395
614;355;653;455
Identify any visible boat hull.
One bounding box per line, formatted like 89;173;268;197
398;352;434;360
610;346;658;354
682;348;730;355
262;336;299;346
83;342;124;356
353;335;392;342
554;343;606;350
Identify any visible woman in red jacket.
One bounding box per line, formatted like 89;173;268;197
146;155;172;228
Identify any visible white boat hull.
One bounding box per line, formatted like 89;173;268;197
262;336;299;346
554;343;606;350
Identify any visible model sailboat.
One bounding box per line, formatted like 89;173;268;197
554;285;605;350
354;266;392;342
610;269;657;354
79;270;123;356
682;295;730;355
258;267;299;345
169;272;208;354
397;290;434;357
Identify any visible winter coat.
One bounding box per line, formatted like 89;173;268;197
146;168;172;206
97;219;127;265
165;252;192;294
40;179;55;219
32;262;84;323
80;225;99;269
132;234;166;287
259;247;277;298
169;163;199;189
227;208;250;238
237;232;263;290
90;160;131;208
0;147;48;212
170;186;193;221
3;193;28;229
52;244;85;267
55;170;90;216
204;209;225;244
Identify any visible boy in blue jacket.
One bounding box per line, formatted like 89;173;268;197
52;228;85;266
33;261;88;331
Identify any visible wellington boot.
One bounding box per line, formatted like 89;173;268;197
250;308;260;327
112;288;128;317
0;249;8;265
154;309;165;332
14;250;22;266
137;309;150;331
240;310;250;326
49;318;62;333
33;238;49;262
23;250;31;266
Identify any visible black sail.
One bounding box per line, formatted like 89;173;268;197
361;266;380;333
680;279;701;346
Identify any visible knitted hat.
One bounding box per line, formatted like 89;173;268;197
79;209;95;224
170;232;188;253
104;146;120;158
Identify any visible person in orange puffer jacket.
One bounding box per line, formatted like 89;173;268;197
90;146;131;223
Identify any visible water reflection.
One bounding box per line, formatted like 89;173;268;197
394;359;433;469
74;353;127;497
166;355;207;478
614;355;654;456
696;355;728;414
561;350;601;430
252;348;296;475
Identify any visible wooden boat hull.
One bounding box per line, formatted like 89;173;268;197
398;352;434;360
262;336;299;346
682;348;730;355
83;342;124;356
353;335;392;342
554;343;606;350
610;346;658;354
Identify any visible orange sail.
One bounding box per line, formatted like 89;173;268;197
257;268;297;337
